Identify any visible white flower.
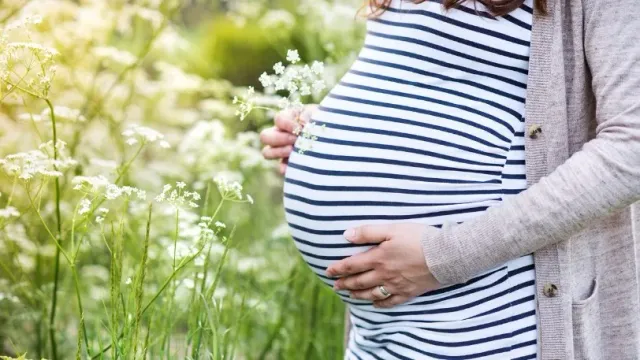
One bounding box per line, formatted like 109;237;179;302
300;84;311;96
1;143;76;181
312;80;326;93
122;124;167;148
78;199;92;215
125;277;132;285
286;49;301;64
72;176;145;201
214;221;226;229
0;206;20;219
311;61;324;75
287;82;298;94
214;176;251;203
40;106;86;122
259;72;273;87
155;182;200;209
273;62;285;75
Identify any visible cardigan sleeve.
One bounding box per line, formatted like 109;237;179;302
421;0;640;285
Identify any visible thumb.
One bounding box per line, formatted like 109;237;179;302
344;224;390;244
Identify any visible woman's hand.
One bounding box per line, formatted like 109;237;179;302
325;223;442;308
260;105;317;175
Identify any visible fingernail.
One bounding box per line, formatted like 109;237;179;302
344;228;356;241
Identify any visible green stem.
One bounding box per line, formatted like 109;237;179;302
71;265;90;355
90;248;204;359
45;98;62;360
132;204;153;359
172;208;179;270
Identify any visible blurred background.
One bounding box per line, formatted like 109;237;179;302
0;0;365;359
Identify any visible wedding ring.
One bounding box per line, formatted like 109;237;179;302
378;285;391;298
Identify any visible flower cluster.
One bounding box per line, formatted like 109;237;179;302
0;140;77;181
122;124;171;148
18;105;86;123
0;14;59;98
233;49;326;121
0;206;20;219
72;175;147;201
155;182;201;209
214;176;253;204
259;49;326;108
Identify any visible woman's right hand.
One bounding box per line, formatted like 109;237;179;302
260;105;317;175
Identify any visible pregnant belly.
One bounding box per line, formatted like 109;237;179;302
282;107;510;292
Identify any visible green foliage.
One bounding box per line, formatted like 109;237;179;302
0;1;363;359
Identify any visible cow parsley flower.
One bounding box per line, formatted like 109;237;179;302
0;141;76;181
122;124;169;148
155;182;200;209
78;199;92;215
72;175;146;202
0;206;19;219
286;49;301;64
273;62;285;75
214;176;253;204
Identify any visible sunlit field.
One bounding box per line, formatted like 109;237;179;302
0;1;364;358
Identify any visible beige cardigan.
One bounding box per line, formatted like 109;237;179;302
344;0;640;358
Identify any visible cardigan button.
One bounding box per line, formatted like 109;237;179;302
528;124;542;139
543;283;558;298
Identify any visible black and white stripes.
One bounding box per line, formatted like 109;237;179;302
283;0;537;358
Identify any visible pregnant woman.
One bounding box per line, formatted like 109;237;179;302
261;0;640;359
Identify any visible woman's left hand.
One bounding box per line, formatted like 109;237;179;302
325;223;442;308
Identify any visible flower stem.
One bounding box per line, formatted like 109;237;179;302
71;264;90;355
45;98;62;360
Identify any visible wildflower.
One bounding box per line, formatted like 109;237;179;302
125;277;132;285
259;72;273;87
198;220;215;241
72;176;145;201
214;221;226;229
286;49;301;64
214;176;253;203
311;61;324;75
273;62;285;75
0;142;76;181
0;206;19;219
155;182;200;209
122;124;168;148
39;106;86;122
78;199;92;215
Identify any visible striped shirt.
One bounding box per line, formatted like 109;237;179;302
283;0;537;358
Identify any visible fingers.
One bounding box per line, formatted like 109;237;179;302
274;110;300;134
262;145;293;160
373;295;410;308
326;248;380;278
350;285;394;301
260;127;298;147
344;224;392;244
333;270;383;291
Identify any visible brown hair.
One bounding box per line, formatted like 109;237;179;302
364;0;546;17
